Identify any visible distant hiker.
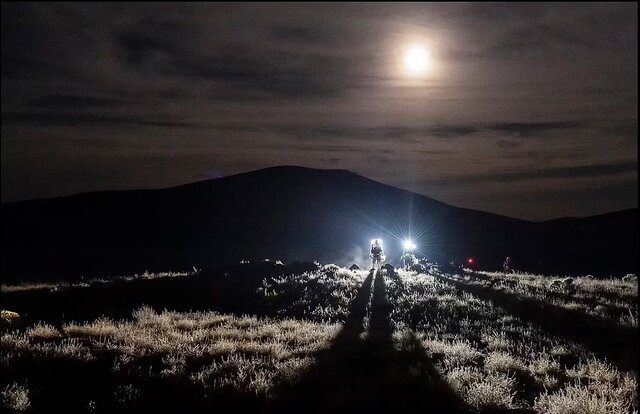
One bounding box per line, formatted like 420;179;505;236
401;240;417;270
370;239;385;270
401;252;417;270
503;256;513;274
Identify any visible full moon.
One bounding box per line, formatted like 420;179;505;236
404;45;432;75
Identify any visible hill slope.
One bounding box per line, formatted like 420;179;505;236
2;166;637;282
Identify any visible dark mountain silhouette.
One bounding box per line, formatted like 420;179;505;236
2;166;637;283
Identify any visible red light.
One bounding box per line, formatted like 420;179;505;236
467;258;474;264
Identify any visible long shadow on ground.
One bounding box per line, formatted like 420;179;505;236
433;272;638;373
270;269;472;413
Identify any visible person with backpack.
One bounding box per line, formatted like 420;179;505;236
370;239;384;270
503;256;513;273
401;239;417;270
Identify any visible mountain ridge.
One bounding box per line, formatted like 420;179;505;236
3;165;634;224
2;165;636;282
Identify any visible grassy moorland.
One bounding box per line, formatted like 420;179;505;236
1;270;195;294
457;271;637;327
1;263;637;413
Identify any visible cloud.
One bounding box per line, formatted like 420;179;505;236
428;125;479;138
167;54;341;98
488;122;581;137
0;3;637;219
319;157;341;167
358;123;580;141
117;32;186;66
363;125;479;140
440;161;638;185
271;25;332;44
1;112;196;129
113;15;196;67
311;145;372;153
27;94;125;109
600;121;638;140
1;57;87;82
456;3;637;60
486;24;594;58
503;150;588;161
105;14;358;99
496;140;523;149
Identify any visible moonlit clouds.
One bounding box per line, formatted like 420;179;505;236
1;3;637;220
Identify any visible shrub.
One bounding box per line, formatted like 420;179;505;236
484;351;525;373
1;310;22;331
466;372;516;409
447;367;516;409
2;383;30;412
534;382;634;414
27;323;62;340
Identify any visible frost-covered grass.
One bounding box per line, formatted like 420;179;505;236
258;264;367;322
2;264;637;413
471;271;638;327
1;383;30;412
2;306;339;412
385;270;637;412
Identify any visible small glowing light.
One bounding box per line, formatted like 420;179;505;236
404;45;432;75
403;239;417;250
467;258;474;264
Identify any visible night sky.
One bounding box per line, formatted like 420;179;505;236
1;3;637;220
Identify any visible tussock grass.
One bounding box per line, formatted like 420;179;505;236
446;366;517;409
2;264;637;412
389;270;637;411
475;271;638;327
424;338;482;367
1;383;30;412
26;323;62;340
2;306;338;411
534;377;638;414
484;351;525;373
466;372;517;409
529;353;562;387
